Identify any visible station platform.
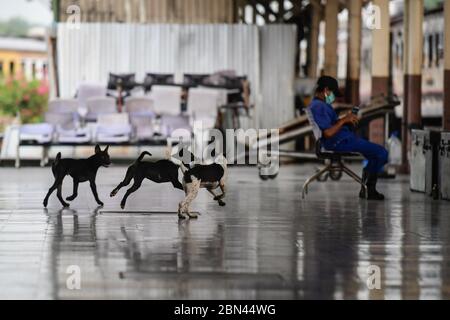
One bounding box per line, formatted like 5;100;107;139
0;165;449;299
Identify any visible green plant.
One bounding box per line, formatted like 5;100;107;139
0;77;49;124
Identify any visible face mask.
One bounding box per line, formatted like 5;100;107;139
325;92;335;105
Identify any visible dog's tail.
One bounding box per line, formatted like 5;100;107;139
52;152;62;176
136;151;152;163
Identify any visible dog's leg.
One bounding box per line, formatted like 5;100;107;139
56;181;69;207
43;176;64;207
66;179;79;201
178;180;198;219
89;179;104;206
110;166;134;197
110;183;123;197
207;188;221;200
178;195;195;219
207;188;218;198
43;182;57;207
207;188;226;207
110;181;127;197
171;178;184;191
184;179;201;219
213;178;226;206
178;202;188;219
215;178;226;199
169;169;184;190
120;176;144;209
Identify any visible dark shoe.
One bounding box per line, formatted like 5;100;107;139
367;187;385;200
366;173;385;200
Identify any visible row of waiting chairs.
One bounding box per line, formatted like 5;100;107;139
19;84;226;144
75;83;227;118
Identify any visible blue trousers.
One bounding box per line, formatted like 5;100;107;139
330;136;388;174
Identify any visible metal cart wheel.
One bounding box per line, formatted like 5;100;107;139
329;169;343;181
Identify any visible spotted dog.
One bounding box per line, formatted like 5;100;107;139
178;153;227;220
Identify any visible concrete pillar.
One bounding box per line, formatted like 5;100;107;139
324;0;339;78
402;0;424;170
345;0;362;105
307;0;321;78
444;0;450;130
369;0;390;146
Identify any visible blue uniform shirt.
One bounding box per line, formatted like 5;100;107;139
309;97;354;149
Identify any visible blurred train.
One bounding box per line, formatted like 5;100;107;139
360;6;444;126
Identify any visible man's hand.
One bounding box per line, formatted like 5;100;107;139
323;111;359;139
342;112;359;126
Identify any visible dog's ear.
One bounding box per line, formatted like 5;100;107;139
95;144;101;154
104;145;110;153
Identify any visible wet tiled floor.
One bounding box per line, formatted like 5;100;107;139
0;164;450;299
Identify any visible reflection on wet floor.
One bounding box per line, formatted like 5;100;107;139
0;165;450;299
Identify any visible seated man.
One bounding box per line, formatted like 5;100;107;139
309;76;388;200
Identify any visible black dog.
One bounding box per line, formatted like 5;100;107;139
43;145;111;208
110;151;183;209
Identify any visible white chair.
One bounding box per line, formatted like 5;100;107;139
125;97;156;141
187;87;226;129
44;99;91;143
125;96;155;115
86;96;117;121
76;82;107;109
149;85;182;116
44;112;75;130
96;113;132;143
130;117;155;141
19;107;77;145
187;88;225;153
48;98;79;114
161;114;192;157
19;123;53;144
48;113;91;143
57;127;92;143
160;114;192;140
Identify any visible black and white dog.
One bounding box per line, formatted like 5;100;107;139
110;151;184;209
177;149;227;219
